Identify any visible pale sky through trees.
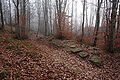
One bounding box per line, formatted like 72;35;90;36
28;0;99;31
30;0;97;16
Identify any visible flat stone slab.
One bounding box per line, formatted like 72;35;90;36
79;52;89;58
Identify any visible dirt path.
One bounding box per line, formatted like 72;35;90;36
0;32;120;80
29;33;120;80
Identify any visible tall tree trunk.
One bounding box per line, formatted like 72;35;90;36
16;0;20;38
71;0;74;33
56;0;63;39
12;0;20;39
9;0;12;32
21;0;28;39
107;0;118;53
81;0;86;42
0;0;4;30
116;4;120;38
93;0;103;46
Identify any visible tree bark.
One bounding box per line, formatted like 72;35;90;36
0;0;4;30
107;0;118;53
81;0;86;42
93;0;103;46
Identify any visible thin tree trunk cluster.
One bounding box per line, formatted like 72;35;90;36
0;0;120;53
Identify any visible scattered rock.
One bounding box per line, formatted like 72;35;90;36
73;68;81;73
91;47;99;50
67;48;83;53
89;56;102;67
69;45;76;48
79;52;89;58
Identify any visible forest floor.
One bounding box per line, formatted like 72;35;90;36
0;31;120;80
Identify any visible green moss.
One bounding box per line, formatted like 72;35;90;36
3;40;14;43
69;45;76;48
74;68;81;73
79;52;89;58
15;71;20;79
89;56;102;67
63;40;74;42
67;48;83;53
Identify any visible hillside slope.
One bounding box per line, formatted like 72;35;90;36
0;31;120;80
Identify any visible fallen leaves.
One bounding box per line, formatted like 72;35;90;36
0;32;120;80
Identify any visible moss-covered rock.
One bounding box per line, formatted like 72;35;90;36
79;52;89;58
89;56;102;67
69;45;76;48
91;47;99;50
74;68;81;73
67;48;83;53
63;40;74;42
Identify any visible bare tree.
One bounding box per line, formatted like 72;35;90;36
81;0;86;42
9;0;12;32
12;0;20;38
116;4;120;38
107;0;118;52
0;0;4;30
93;0;103;46
27;0;31;32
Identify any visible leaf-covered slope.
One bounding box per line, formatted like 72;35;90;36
0;32;120;80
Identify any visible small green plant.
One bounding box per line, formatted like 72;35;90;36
0;71;9;79
63;40;74;42
15;71;20;79
3;40;14;43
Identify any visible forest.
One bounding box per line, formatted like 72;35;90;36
0;0;120;80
